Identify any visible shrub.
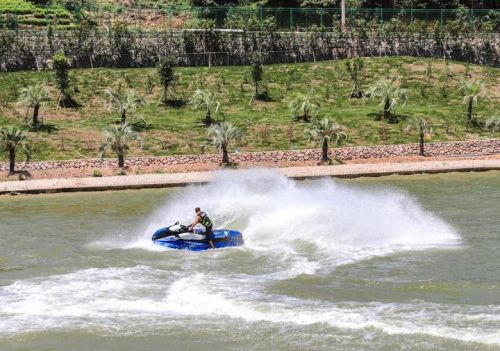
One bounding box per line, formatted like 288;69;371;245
484;117;500;132
19;18;49;26
52;50;73;107
157;56;177;105
184;18;216;29
250;52;263;101
6;14;18;30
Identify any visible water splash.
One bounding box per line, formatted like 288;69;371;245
121;169;459;267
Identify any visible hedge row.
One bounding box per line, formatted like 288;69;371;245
0;27;498;72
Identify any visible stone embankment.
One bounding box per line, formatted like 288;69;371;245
1;158;499;195
0;139;498;173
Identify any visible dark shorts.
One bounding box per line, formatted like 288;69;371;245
204;225;214;241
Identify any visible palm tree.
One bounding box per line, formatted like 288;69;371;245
366;78;408;123
404;116;432;156
460;80;484;130
99;123;143;169
19;84;50;129
105;88;146;125
190;89;220;126
289;90;319;122
306;118;347;163
0;126;30;175
207;122;241;165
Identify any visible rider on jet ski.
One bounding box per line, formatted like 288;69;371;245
188;207;215;249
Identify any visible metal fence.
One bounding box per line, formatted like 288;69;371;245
1;4;498;31
80;6;498;31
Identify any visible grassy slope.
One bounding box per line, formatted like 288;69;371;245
0;56;498;161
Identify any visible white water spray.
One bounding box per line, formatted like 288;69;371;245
124;169;459;268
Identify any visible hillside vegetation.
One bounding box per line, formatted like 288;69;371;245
0;56;498;161
0;0;73;29
1;0;498;30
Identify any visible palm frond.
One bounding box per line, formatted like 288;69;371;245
105;88;146;114
404;116;432;134
366;78;408;115
0;126;31;158
460;79;484;106
306;117;348;146
289;90;319;120
19;84;50;108
99;123;143;159
484;117;500;132
207;122;242;150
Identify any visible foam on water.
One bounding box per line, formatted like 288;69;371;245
119;169;459;266
1;268;499;346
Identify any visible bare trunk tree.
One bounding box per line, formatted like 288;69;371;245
419;132;425;156
162;86;168;105
33;104;40;129
466;100;473;129
8;146;15;174
205;109;212;126
321;139;330;162
121;110;127;125
222;143;229;164
383;99;391;119
118;153;125;168
303;108;310;122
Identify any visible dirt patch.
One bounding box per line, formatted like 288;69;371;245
310;79;323;87
405;61;469;75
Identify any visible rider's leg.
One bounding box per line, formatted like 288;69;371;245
206;225;215;248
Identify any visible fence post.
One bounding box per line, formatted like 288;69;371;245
320;9;324;27
410;8;414;23
380;8;383;26
470;8;474;30
138;3;141;29
259;7;263;24
440;9;444;27
290;8;293;30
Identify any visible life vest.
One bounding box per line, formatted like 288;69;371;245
199;212;212;228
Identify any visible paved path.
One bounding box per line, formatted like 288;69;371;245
1;158;499;195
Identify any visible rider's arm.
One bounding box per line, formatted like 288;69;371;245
188;216;200;230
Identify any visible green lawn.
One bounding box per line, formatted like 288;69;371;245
0;56;498;161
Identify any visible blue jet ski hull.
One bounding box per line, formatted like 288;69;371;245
153;227;244;251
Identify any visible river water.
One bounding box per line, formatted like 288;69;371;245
0;170;499;351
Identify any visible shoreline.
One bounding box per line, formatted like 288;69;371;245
0;139;498;182
1;157;499;195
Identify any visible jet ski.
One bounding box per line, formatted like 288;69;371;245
152;222;244;251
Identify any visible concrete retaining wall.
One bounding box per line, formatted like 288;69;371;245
0;139;498;172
